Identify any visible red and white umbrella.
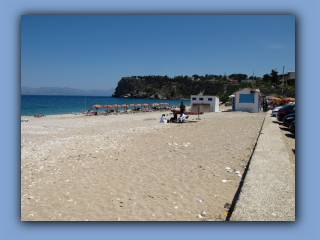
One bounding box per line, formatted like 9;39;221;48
120;104;128;110
91;104;103;111
103;105;112;111
111;104;121;111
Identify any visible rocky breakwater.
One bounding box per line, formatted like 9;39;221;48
112;77;166;99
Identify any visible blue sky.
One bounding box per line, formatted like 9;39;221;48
21;15;295;91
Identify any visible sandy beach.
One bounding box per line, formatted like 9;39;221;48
21;106;266;221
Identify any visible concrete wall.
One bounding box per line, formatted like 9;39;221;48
192;104;210;112
190;95;219;112
234;88;260;113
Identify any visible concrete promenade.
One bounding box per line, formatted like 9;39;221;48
230;111;295;221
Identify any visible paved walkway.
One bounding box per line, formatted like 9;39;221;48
230;111;295;221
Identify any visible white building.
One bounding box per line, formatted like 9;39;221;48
233;88;261;113
190;95;219;112
288;71;295;79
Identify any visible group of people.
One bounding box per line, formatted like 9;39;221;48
160;102;188;124
260;100;285;111
34;114;46;118
160;113;188;124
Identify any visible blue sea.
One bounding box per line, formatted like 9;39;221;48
21;95;190;116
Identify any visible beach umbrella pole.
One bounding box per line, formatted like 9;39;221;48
197;105;201;120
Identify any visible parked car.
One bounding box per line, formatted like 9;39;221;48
277;104;295;121
271;102;295;117
283;113;295;127
272;106;282;116
289;120;295;135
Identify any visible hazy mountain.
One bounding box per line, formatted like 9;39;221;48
21;87;115;96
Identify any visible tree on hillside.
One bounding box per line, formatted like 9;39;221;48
213;75;220;80
263;74;271;83
249;76;257;80
229;73;247;82
219;92;229;103
163;75;169;82
270;70;279;85
223;73;227;81
238;74;247;82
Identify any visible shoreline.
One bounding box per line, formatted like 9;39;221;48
21;105;193;118
21;109;174;118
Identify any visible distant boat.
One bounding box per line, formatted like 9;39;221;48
171;109;204;115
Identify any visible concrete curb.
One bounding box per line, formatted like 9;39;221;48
229;111;295;221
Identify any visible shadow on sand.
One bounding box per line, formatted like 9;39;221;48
178;120;199;124
285;133;295;139
221;109;233;112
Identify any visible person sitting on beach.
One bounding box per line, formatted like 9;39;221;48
159;114;167;124
42;115;46;117
169;113;178;123
177;113;187;123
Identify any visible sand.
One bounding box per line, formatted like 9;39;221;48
278;122;295;175
21;106;266;221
